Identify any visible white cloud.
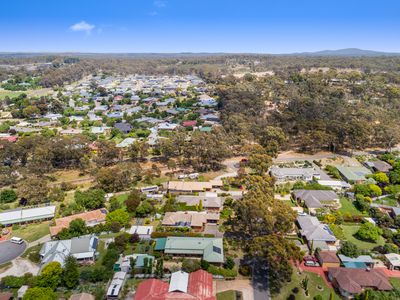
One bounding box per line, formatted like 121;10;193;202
70;21;95;34
149;11;158;16
153;1;166;8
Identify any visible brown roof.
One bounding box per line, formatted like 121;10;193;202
168;181;213;192
50;209;107;236
0;293;13;300
318;251;340;264
328;267;392;294
162;211;219;228
69;293;95;300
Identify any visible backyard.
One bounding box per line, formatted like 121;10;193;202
216;290;239;300
338;198;366;216
340;224;385;251
273;270;340;300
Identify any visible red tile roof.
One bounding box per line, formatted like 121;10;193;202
0;136;18;143
134;270;215;300
318;251;340;264
182;121;197;127
50;209;107;236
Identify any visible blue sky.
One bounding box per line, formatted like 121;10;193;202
1;0;399;53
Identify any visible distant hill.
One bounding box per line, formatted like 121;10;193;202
0;49;399;58
288;48;400;57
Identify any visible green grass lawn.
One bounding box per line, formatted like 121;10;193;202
273;270;340;300
217;290;237;300
12;222;50;242
390;278;400;289
0;90;23;100
375;196;399;207
338;197;365;216
340;224;385;251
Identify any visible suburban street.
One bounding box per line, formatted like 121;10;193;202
0;240;27;265
252;260;270;300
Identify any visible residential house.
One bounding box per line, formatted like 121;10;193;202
116;138;136;148
328;267;392;298
134;270;215;300
317;180;351;190
338;254;375;269
167;181;213;193
182;120;197;127
176;195;223;211
384;253;400;270
0;293;13;300
60;129;83;135
316;251;340;268
155;237;224;263
40;235;98;267
162;211;220;231
127;225;153;240
293;190;340;214
0;205;56;225
113;254;155;273
365;160;392;173
49;209;108;237
114;122;132;134
297;215;337;250
91;126;110;135
107;271;128;299
270;166;321;182
158;122;179;131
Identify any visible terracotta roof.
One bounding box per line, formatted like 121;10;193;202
134;270;215;300
162;211;219;228
318;251;340;264
0;292;13;300
328;267;392;294
50;209;107;236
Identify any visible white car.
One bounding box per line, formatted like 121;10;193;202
10;237;24;244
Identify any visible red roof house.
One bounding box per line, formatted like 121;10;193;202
182;120;197;127
134;270;215;300
0;136;18;143
328;267;392;298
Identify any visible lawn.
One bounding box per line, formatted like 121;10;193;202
12;222;50;242
338;197;365;216
340;225;385;251
375;196;399;207
390;278;400;289
216;290;237;300
273;270;340;300
0;90;23;100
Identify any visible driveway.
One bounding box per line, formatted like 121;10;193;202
252;261;270;300
0;258;39;279
0;241;27;265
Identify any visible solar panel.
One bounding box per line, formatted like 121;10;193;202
213;246;221;254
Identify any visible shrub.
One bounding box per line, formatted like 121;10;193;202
356;222;383;242
0;189;17;203
238;265;251;276
292;287;299;294
207;265;237;278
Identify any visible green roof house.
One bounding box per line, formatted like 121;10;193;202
155;237;224;263
336;166;372;182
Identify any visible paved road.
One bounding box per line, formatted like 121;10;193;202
0;241;27;265
252;261;270;300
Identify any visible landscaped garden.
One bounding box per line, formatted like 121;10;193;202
273;270;340;300
340;224;385;251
